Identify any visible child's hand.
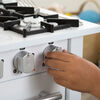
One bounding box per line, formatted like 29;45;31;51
45;51;100;99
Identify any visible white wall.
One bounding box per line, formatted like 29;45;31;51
17;0;100;13
33;0;100;13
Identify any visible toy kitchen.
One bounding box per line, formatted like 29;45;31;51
0;0;100;100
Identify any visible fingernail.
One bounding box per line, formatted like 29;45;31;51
42;63;45;66
45;56;47;59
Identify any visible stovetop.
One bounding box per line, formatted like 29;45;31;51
0;7;99;53
0;4;79;37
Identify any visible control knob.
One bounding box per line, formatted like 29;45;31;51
43;44;62;71
13;51;34;73
43;44;62;60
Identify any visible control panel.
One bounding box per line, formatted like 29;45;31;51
0;39;67;83
13;44;63;74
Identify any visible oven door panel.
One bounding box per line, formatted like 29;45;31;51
0;73;65;100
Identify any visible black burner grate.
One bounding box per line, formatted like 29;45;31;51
0;5;79;37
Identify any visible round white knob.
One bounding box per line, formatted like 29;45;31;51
13;51;35;73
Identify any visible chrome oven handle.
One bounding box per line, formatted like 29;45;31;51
37;92;62;100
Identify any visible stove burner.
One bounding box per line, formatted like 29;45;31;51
0;5;79;37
